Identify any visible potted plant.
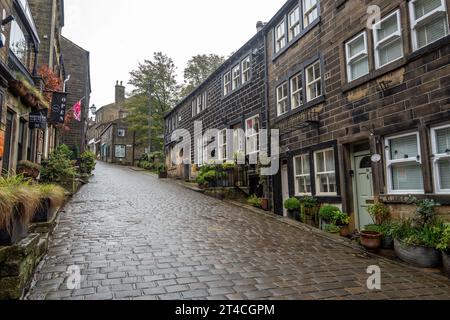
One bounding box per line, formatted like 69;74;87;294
248;195;263;209
33;184;66;223
300;196;320;226
0;176;40;245
436;224;450;278
335;211;351;237
393;219;443;268
17;160;41;179
325;224;341;235
380;221;395;249
368;202;390;225
284;197;300;221
9;79;27;97
360;224;383;252
158;164;168;179
319;205;340;229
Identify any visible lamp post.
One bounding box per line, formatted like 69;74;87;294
148;80;153;154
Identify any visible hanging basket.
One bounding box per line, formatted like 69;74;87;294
9;80;27;97
21;93;38;109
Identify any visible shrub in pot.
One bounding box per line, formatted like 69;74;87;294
79;150;96;175
319;205;340;229
284;197;300;221
360;224;382;252
248;195;263;209
157;164;168;179
299;196;320;225
17;160;41;179
325;224;341;235
368;203;390;225
380;221;395;249
335;212;351;237
0;176;41;245
33;184;66;223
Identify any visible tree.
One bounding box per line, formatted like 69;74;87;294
181;54;225;97
127;52;180;153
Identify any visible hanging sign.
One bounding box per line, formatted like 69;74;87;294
29;109;48;129
49;92;68;124
0;130;4;158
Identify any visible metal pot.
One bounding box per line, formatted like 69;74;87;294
442;251;450;278
394;239;442;268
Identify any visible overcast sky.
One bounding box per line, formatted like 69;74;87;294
62;0;286;109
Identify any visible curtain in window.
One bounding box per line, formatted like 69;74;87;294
392;163;424;190
417;18;448;48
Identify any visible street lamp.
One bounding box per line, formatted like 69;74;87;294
90;104;97;115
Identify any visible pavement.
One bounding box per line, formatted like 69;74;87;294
26;162;450;300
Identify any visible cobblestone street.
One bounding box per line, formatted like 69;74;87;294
27;162;450;300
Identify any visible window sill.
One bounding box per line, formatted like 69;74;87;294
380;194;450;205
407;34;450;62
273;95;325;124
272;18;321;62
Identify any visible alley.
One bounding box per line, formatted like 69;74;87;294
27;162;450;300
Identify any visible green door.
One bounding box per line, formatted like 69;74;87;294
355;154;374;230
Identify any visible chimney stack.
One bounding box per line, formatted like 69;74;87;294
115;81;125;106
256;21;266;32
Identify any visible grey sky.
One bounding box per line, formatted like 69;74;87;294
62;0;286;109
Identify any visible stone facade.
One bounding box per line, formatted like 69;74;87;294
164;29;268;195
266;0;450;228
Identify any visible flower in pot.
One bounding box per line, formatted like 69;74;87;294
436;224;450;278
325;224;341;235
17;160;41;179
368;203;390;226
319;205;340;229
392;219;443;268
33;184;66;223
335;211;351;237
284;197;300;221
360;224;383;252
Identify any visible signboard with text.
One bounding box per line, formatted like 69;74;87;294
29;109;48;129
49;92;68;124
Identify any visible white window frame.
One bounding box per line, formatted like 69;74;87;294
196;95;203;114
305;61;322;102
241;56;251;85
384;132;424;195
223;71;231;96
196;136;206;166
314;148;337;196
275;19;286;53
345;32;369;82
290;72;303;109
202;91;208;110
373;10;404;69
409;0;449;51
303;0;319;28
118;128;125;137
288;5;301;42
218;129;228;161
294;154;312;196
246;115;260;155
431;124;450;193
232;64;241;91
192;99;197;117
276;81;288;116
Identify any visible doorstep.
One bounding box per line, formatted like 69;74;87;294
171;179;449;280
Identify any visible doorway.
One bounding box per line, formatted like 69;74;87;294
281;164;289;217
352;150;375;230
2;111;14;173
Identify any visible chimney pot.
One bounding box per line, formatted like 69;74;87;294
256;21;266;32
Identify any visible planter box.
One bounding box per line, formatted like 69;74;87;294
0;213;28;246
394;239;442;268
32;199;54;223
443;252;450;278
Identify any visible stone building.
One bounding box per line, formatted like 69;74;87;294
60;36;91;155
0;0;45;173
266;0;450;227
164;23;268;196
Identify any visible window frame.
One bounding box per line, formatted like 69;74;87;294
276;81;289;116
275;19;287;53
345;31;369;82
117;128;126;137
373;10;404;69
313;148;337;197
218;129;228;161
223;71;232;96
384;131;424;195
246;115;260;155
305;61;322;102
232;64;241;91
303;0;319;28
288;5;301;42
290;72;304;110
409;0;449;51
241;55;251;85
293;154;312;196
431;124;450;194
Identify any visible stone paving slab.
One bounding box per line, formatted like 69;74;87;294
26;162;450;300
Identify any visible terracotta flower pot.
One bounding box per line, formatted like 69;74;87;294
260;198;269;211
339;225;350;237
360;231;382;252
